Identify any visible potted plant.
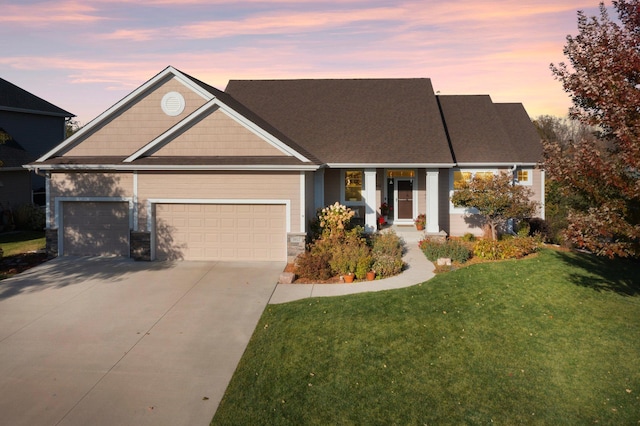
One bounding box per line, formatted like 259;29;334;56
380;202;389;219
366;270;376;281
414;213;426;231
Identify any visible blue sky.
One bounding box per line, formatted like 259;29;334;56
1;0;605;125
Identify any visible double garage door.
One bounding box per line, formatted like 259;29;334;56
61;202;287;261
155;204;286;261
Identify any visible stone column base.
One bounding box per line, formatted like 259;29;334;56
45;228;58;258
287;232;306;262
130;231;151;261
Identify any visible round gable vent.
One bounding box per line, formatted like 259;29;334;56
161;92;185;116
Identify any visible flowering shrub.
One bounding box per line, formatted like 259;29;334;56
329;231;370;277
419;238;471;264
296;208;405;281
295;249;333;280
371;231;405;278
318;202;355;236
473;236;542;260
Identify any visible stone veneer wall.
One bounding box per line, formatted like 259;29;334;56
45;228;58;257
287;232;306;261
130;231;151;261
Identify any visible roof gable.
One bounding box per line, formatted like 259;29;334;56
225;78;454;165
150;108;286;157
38;66;214;161
0;78;74;118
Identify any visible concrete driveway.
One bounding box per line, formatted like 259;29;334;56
0;257;283;426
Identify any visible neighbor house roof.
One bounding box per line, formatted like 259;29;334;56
0;77;74;118
225;78;455;165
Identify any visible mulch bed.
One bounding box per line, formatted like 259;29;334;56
0;252;50;279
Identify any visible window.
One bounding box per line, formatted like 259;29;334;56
516;168;533;185
450;168;497;213
453;171;472;189
344;171;363;202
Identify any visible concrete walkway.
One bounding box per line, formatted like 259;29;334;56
269;226;435;304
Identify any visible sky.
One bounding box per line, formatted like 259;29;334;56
1;0;609;126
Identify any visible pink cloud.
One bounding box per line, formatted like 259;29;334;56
0;1;104;25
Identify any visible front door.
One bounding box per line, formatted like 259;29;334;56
396;179;413;221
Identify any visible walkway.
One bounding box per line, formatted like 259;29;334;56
269;225;436;304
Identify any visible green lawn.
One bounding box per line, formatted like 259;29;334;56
212;249;640;425
0;231;45;257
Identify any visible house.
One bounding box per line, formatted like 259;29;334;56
27;66;543;261
0;77;75;209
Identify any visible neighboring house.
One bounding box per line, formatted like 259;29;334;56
27;66;543;261
0;77;75;209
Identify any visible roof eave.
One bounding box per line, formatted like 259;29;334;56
24;163;320;172
455;162;540;167
0;105;75;118
326;163;457;168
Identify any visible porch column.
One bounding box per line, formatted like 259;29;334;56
314;168;325;211
426;169;440;233
364;169;377;233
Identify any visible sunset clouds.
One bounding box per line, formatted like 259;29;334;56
1;0;607;124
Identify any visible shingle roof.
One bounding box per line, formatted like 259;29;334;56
0;77;74;117
33;67;542;169
437;95;538;164
493;103;543;163
0;138;34;168
0;128;34;168
225;78;454;164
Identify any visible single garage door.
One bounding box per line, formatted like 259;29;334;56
155;203;286;261
62;201;130;257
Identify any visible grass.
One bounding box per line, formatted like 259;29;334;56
212;249;640;425
0;230;45;257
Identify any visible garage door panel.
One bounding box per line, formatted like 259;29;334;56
62;202;130;257
155;204;286;261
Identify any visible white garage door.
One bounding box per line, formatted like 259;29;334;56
155;204;286;261
62;201;130;257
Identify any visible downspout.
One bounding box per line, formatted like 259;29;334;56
508;164;517;235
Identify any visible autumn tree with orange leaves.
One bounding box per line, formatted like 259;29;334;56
547;0;640;258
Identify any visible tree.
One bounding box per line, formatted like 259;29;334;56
451;172;538;241
534;116;599;244
65;119;81;138
548;1;640;258
533;115;598;150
